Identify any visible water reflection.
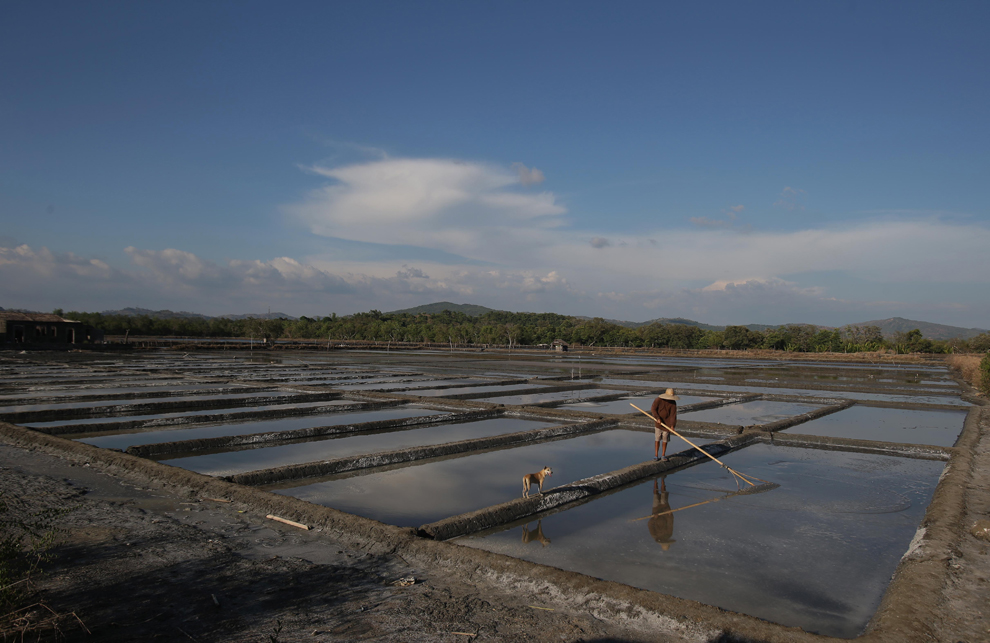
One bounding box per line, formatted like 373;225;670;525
521;520;551;547
648;478;675;551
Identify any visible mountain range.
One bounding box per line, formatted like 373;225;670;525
387;302;987;340
2;304;984;340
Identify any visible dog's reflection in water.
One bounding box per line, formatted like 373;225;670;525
649;477;676;551
521;520;551;547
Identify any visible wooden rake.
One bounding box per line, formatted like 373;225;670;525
630;403;778;492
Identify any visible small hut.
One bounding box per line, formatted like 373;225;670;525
0;313;104;346
550;339;569;352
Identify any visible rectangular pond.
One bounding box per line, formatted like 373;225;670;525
600;379;971;407
26;400;357;429
161;417;559;476
409;383;544;397
271;428;687;527
479;388;626;406
76;406;446;449
781;405;968;447
556;394;717;414
457;443;944;638
681;400;821;425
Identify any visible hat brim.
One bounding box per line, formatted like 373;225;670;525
658;393;679;400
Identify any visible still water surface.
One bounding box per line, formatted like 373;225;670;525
458;443;943;638
782;406;967;447
164;417;555;476
274;428;695;526
682;400;821;425
77;407;444;449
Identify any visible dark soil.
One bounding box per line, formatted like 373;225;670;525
1;443;696;643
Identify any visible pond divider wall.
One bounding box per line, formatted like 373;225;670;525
0;391;341;424
419;434;758;541
860;405;987;642
128;408;505;458
760;432;953;461
223;418;619;487
33;399;408;436
402;382;599;401
677;393;762;412
0;385;278;407
347;377;527;393
753;400;856;432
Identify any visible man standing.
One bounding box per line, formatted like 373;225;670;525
651;388;679;461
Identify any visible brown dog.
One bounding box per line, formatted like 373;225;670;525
522;466;553;498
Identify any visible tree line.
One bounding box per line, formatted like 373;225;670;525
59;308;990;354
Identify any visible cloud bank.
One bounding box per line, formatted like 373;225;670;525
3;156;988;327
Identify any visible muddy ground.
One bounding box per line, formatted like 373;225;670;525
1;442;709;643
2;350;988;643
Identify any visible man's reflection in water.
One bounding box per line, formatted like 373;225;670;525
521;520;551;547
648;477;676;551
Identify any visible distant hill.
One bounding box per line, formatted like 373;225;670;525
847;317;988;340
100;308;297;320
387;302;497;317
101;307;211;319
604;317;725;331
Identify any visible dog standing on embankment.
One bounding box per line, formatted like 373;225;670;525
522;466;553;498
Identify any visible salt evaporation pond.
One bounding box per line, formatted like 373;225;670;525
480;388;624;405
0;391;298;414
601;379;971;407
77;406;445;449
163;417;555;476
272;428;694;527
782;405;967;447
410;383;545;397
458;443;943;638
556;394;716;414
27;400;356;429
681;400;821;425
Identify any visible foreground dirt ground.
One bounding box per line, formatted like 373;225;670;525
1;442;709;643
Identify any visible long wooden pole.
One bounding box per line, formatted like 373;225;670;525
631;403;758;486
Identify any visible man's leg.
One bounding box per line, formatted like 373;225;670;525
654;440;660;459
661;433;669;459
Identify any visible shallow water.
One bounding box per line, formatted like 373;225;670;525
27;400;356;428
409;383;546;397
164;417;557;476
682;400;821;425
783;406;967;447
0;383;231;399
457;443;943;638
0;391;298;414
600;379;971;406
479;388;626;405
77;406;445;449
556;395;716;414
332;378;486;391
274;428;691;527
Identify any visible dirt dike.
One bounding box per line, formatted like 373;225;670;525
0;391;339;424
36;399;406;436
126;408;503;458
224;419;619;487
419;434;757;541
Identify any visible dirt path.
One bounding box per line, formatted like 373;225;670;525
1;442;700;643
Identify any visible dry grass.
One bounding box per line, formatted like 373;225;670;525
946;355;982;390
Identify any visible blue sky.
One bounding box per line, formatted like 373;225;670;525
2;1;988;327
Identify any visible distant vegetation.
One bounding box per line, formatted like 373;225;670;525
59;307;990;354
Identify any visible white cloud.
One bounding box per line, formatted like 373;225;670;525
511;162;546;186
287;157;566;259
589;236;611;248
